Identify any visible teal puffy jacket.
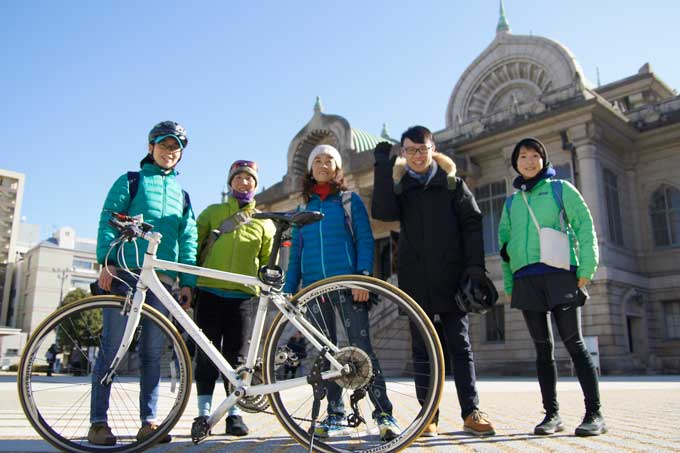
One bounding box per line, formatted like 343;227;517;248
96;163;198;287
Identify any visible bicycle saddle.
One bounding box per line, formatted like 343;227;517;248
253;210;324;227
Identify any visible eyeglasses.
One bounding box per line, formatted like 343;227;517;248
156;142;182;154
402;145;432;156
230;160;258;171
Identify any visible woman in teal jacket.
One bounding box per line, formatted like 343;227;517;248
89;121;197;446
498;137;606;437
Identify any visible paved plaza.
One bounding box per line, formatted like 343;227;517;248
1;373;678;452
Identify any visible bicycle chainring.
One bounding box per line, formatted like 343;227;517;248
230;365;270;413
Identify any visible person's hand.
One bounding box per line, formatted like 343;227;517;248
577;278;589;288
179;286;192;311
98;265;117;291
352;288;369;303
373;142;392;163
505;293;512;303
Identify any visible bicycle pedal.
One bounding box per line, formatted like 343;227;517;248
191;416;211;444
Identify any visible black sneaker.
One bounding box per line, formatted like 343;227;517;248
534;412;565;435
575;411;607;436
226;415;249;436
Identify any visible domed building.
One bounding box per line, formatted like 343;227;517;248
256;6;680;375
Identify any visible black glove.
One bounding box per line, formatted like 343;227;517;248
500;242;510;263
461;266;485;299
374;141;393;163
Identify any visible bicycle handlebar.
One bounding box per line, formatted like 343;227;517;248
108;212;155;241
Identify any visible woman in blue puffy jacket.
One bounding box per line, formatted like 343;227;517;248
283;144;399;442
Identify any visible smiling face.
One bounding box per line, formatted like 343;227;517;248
148;137;182;169
516;146;544;179
311;153;338;183
231;172;257;193
401;137;434;174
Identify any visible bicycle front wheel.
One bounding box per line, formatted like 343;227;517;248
262;275;444;453
17;296;192;453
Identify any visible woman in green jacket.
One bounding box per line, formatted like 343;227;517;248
193;160;275;436
498;137;606;437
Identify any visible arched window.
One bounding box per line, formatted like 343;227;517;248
650;185;680;247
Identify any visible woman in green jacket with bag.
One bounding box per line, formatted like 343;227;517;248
498;137;606;437
193;160;275;436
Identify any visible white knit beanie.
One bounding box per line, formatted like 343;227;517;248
307;144;342;172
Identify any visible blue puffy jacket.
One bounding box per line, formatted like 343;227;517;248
283;192;374;294
96;163;198;287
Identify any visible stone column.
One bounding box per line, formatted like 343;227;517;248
575;144;605;238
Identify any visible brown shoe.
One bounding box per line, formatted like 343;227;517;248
463;410;495;436
136;423;172;443
421;422;438;438
87;422;116;446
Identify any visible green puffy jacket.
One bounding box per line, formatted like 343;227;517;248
96;163;198;287
196;197;275;296
498;178;598;295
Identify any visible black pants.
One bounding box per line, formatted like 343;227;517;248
194;289;251;397
411;311;479;421
522;307;601;414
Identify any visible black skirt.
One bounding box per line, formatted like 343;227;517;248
511;271;588;312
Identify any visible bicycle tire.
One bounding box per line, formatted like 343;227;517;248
17;296;192;453
262;275;444;453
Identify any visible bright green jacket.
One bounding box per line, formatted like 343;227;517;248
96;163;198;287
196;197;275;296
498;178;598;295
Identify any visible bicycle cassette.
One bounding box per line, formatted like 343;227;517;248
333;346;373;390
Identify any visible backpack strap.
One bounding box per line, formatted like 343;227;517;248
341;191;354;240
125;171;140;215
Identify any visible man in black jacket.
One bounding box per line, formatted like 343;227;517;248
372;125;494;437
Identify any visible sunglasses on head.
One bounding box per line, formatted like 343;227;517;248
231;160;258;171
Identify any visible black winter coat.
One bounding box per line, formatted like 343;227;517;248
372;153;485;314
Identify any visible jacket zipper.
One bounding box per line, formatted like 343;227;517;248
319;200;326;278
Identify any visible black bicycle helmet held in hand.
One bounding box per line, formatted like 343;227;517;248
148;121;188;149
454;274;499;314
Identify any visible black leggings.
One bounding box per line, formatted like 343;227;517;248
522;306;601;414
194;290;251;397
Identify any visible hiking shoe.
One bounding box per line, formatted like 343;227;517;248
375;412;401;442
226;415;249;436
463;410;495;436
87;422;116;446
314;414;348;438
575;411;607;436
421;422;438;438
534;412;565;435
136;423;171;443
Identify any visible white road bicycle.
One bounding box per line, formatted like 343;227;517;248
18;211;444;453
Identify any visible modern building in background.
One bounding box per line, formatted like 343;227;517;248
0;225;98;368
0;169;26;368
256;10;680;374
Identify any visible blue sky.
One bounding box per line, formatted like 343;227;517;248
2;0;679;240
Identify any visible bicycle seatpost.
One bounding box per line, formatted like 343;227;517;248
258;221;287;287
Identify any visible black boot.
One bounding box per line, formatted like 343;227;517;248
534;412;564;435
226;415;249;436
575;411;607;436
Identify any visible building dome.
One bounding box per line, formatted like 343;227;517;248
446;26;590;130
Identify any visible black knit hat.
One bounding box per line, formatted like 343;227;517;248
511;137;548;173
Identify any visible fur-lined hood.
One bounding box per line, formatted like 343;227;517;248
392;152;457;184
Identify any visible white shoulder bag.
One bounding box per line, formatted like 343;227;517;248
521;191;571;270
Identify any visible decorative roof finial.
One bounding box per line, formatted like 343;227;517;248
381;123;391;139
314;96;323;114
496;0;510;34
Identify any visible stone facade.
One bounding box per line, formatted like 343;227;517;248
255;21;680;375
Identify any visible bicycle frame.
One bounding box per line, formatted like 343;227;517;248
103;230;350;428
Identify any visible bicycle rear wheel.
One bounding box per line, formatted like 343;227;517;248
262;275;444;453
17;296;192;453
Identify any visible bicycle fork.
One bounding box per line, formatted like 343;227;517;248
100;287;146;385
